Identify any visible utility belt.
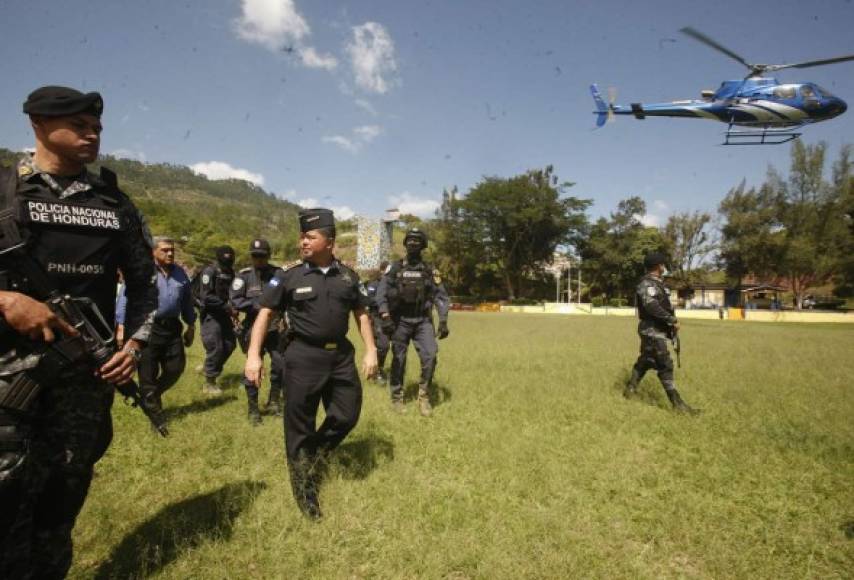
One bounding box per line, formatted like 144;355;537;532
153;317;182;332
293;335;347;351
393;303;430;318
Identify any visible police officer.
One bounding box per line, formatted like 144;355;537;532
376;228;450;416
0;86;157;578
364;261;390;384
230;238;284;424
244;208;378;519
624;252;699;414
116;236;195;423
198;245;238;395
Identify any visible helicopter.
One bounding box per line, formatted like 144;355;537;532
591;27;854;145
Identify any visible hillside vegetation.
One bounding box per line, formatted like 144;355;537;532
0;148;361;268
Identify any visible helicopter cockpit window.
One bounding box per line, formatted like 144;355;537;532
814;85;832;98
800;85;816;98
773;86;796;99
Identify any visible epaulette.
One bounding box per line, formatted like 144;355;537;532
239;266;252;274
282;260;302;271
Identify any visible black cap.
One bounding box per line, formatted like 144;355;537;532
643;252;668;269
249;238;271;256
404;227;428;248
216;245;235;264
298;208;335;233
23;86;104;118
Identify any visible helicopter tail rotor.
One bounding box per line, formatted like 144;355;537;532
590;84;616;128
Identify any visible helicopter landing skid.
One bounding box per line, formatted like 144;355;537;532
723;124;802;146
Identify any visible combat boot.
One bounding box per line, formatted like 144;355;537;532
375;369;388;385
202;376;222;396
266;388;283;416
665;388;701;416
288;453;322;520
623;369;642;398
417;384;433;417
389;384;406;414
247;395;262;426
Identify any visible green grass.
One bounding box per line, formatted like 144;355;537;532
70;313;854;579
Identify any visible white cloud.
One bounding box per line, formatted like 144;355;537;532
234;0;336;69
354;98;378;115
190;161;265;186
296;197;319;208
322;135;359;153
353;124;381;142
322;124;383;154
331;205;355;220
111;148;147;162
345;22;399;94
388;192;440;218
638;213;661;227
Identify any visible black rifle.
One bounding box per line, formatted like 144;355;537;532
670;327;681;368
0;242;168;437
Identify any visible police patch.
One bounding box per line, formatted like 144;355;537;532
269;278;280;287
295;286;313;294
231;278;245;291
433;270;442;285
202;274;211;285
646;286;657;297
25;200;121;230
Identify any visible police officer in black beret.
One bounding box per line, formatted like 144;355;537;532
376;228;450;416
0;86;158;577
230;238;284;424
198;245;238;395
624;252;699;414
244;208;378;519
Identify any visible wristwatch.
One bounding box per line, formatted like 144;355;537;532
123;346;142;364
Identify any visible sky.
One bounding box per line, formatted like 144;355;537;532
1;0;853;225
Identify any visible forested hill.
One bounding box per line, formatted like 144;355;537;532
0;148;351;268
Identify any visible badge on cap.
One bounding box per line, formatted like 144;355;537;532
254;241;261;248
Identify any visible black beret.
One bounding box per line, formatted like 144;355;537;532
249;238;271;256
643;252;668;269
23;86;104;118
298;208;335;233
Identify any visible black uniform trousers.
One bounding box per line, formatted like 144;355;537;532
282;338;362;461
632;335;675;385
0;376;113;580
389;316;438;389
200;313;236;379
240;330;284;398
138;318;186;411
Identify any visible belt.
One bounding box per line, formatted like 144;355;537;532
295;335;342;350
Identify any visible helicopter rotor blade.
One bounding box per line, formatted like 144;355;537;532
680;27;752;71
765;54;854;72
607;87;617;122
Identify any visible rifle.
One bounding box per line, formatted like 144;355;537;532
670;327;681;368
0;245;168;437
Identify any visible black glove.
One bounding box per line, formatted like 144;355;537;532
437;321;449;339
380;316;395;336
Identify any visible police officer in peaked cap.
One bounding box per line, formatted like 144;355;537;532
376;227;450;416
230;238;285;424
244;208;378;519
624;252;700;414
0;86;158;577
198;245;238;395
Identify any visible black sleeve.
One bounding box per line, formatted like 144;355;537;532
118;201;157;342
199;266;227;312
259;271;288;310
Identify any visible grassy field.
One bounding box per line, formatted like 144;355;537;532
69;313;854;579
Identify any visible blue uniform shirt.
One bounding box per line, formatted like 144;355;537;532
116;264;196;325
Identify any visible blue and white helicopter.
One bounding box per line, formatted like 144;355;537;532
591;27;853;145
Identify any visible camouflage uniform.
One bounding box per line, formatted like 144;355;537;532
0;156;157;578
625;272;698;413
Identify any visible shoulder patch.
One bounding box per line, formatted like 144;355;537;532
646;286;657;297
202;273;211;285
432;269;443;285
231;278;245;291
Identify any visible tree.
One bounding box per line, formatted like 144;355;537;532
662;211;716;287
578;197;668;302
718;142;851;308
435;167;590;299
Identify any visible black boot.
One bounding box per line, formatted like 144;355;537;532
665;387;701;415
624;368;643;398
288;453;322;520
247;393;262;426
266;388;283;416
